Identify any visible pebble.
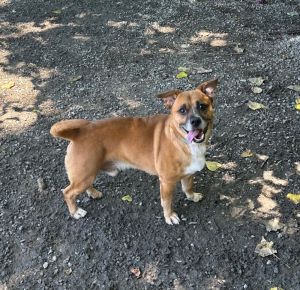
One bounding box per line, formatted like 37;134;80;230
37;178;46;192
43;262;48;269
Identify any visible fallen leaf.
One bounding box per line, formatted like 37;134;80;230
251;87;263;94
69;75;82;83
286;193;300;204
287;11;299;16
295;98;300;110
287;85;300;92
233;45;244;54
247;101;266;110
248;77;264;86
255;237;277;257
121;195;132;202
206;161;222;171
193;67;212;74
52;9;62;15
130;267;141;278
176;71;188;79
1;81;15;89
270;288;284;290
265;218;284;232
241;149;254;158
178;66;189;72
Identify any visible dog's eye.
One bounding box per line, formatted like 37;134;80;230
197;102;208;111
178;107;187;115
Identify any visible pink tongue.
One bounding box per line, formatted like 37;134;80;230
187;130;199;143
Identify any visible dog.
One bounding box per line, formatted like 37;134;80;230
50;79;217;224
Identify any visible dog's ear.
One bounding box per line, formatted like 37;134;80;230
196;79;218;99
156;89;182;109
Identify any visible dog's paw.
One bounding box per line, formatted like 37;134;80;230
187;192;203;202
72;208;87;219
165;212;180;225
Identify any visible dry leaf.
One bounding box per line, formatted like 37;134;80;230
265;218;284;232
287;11;299;16
251;87;263;94
249;77;264;86
176;71;188;79
287;85;300;92
233;45;244;54
255;237;277;257
247;101;266;110
270;287;284;290
241;149;254;158
52;9;62;15
286;193;300;204
130;267;141;278
1;81;15;89
69;75;82;83
295;98;300;110
121;195;132;202
206;161;222;171
193;67;213;74
178;66;189;72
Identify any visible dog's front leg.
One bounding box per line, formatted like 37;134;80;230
159;180;180;225
181;175;203;202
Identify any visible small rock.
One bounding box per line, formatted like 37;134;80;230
43;262;48;269
64;268;72;275
37;178;46;192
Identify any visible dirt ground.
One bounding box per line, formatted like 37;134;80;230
1;0;300;289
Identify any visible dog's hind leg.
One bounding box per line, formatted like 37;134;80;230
86;187;103;199
181;175;203;202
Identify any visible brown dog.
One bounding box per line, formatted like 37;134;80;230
50;79;217;224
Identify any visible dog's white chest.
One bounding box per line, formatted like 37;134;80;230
184;143;206;175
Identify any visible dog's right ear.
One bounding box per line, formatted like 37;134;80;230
156;89;182;109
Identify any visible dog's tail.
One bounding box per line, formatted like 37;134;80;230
50;119;90;141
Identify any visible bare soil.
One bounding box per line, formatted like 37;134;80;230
0;0;300;289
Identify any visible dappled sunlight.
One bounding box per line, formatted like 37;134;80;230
190;30;228;47
248;170;288;219
0;20;64;38
220;161;237;170
144;22;176;36
107;20;139;29
142;262;158;285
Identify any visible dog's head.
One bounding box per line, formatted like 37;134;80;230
157;79;217;144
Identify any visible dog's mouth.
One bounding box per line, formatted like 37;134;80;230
182;127;206;143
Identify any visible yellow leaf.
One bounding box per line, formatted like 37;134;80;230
241;149;253;158
286;193;300;204
270;288;284;290
206;161;222;171
1;81;15;89
176;71;188;79
295;98;300;110
247;101;266;110
121;195;132;202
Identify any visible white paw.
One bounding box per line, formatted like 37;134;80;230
187;192;203;202
165;212;180;225
73;208;87;219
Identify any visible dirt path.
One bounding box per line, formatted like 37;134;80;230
1;0;300;289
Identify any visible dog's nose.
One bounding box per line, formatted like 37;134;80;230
190;116;201;127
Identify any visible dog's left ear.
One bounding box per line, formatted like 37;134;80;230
156;89;182;109
196;79;218;99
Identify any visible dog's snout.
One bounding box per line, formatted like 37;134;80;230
190;116;201;127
